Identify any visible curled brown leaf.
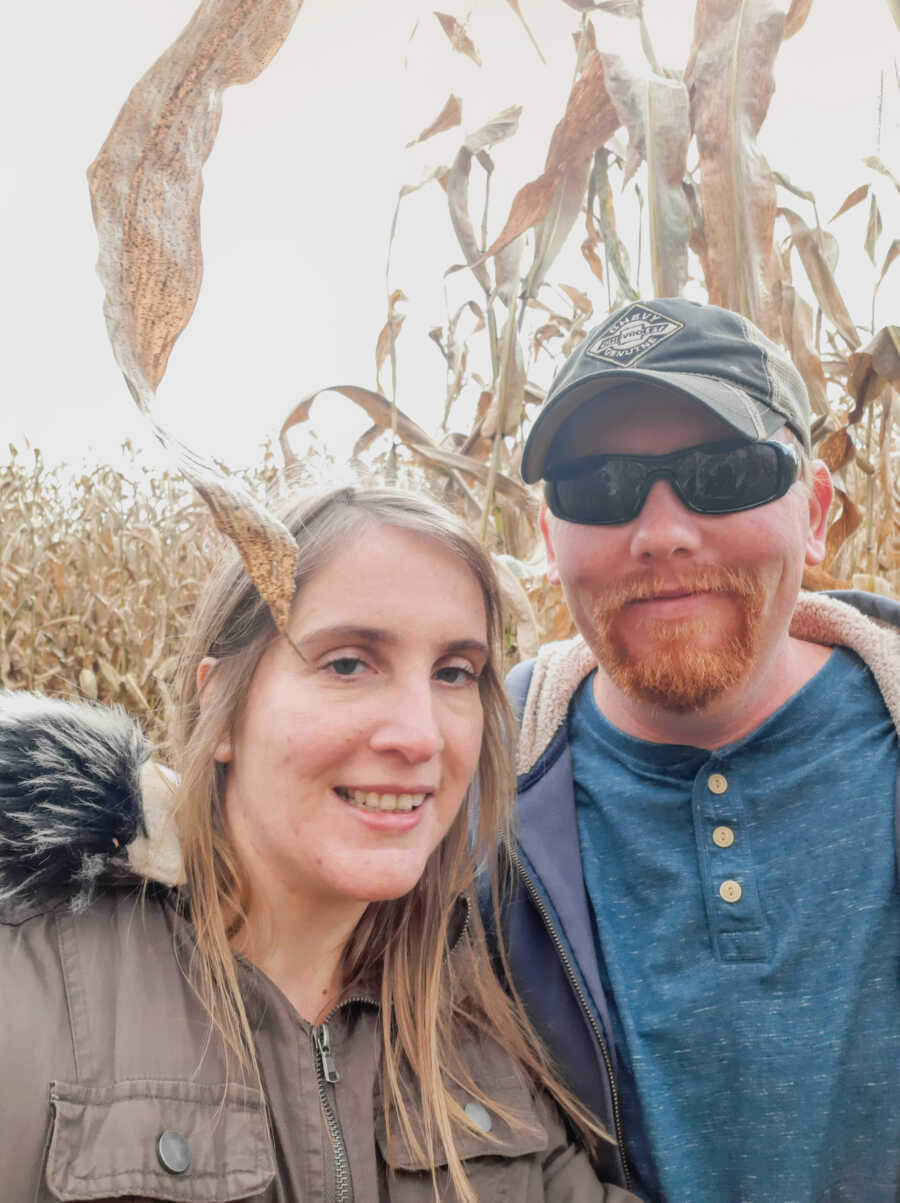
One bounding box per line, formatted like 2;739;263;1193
482;51;620;266
824;487;863;567
848;326;900;422
778;207;860;347
434;12;482;66
829;183;869;222
88;0;305;632
406;94;462;147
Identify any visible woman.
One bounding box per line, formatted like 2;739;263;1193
0;486;637;1202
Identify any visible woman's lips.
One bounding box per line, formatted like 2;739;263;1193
333;786;433;828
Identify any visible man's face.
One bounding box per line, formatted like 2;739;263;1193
541;390;831;712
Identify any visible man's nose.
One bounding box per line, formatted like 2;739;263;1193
368;678;445;763
628;478;704;560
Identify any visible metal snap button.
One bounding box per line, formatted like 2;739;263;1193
712;825;735;848
464;1101;493;1132
157;1129;191;1174
708;772;728;795
719;879;742;904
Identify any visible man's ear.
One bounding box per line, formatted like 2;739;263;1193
197;657;233;764
539;501;562;585
804;461;834;567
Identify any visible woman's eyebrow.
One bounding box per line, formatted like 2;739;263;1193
293;626;488;658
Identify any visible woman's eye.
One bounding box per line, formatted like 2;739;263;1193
434;664;478;686
323;656;367;677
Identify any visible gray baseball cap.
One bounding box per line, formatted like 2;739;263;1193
521;298;811;483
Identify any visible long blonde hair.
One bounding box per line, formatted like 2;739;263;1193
171;485;601;1200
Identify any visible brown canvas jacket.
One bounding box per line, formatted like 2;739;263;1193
0;695;638;1203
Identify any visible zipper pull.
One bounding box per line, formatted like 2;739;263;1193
313;1023;340;1083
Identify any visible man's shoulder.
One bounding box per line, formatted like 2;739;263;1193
507;637;597;780
792;591;900;736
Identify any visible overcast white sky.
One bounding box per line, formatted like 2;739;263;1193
3;0;898;473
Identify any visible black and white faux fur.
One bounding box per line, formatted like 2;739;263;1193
0;691;150;912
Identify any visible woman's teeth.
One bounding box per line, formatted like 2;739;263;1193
337;788;427;812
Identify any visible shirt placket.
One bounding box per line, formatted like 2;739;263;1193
692;760;769;963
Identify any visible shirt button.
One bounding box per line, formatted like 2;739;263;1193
464;1101;493;1132
712;825;735;848
708;772;728;794
157;1130;191;1174
719;879;742;903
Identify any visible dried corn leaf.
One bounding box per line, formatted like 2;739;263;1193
89;0;303;404
824;487;863;566
278;396;316;467
847;326;900;422
559;284;593;315
375;314;406;393
818;428;856;473
685;0;787;337
284;385;435;455
783;0;813;37
492;555;539;659
865;193;883;265
802;563;850;590
603;58;691;296
352;424;383;459
581;236;606;282
482;51;620;266
406;94;462;147
434;12;482;66
778;207;860;347
593;148;638;300
483;315;526;437
501;0;546;63
399;164;450;199
780;282;828;415
408;443;537;513
178;450;298;632
829;183;869;222
495;236;526;309
561;0;640;11
447;107;522;294
864;154;900;194
88;0;303;633
877;239;900;290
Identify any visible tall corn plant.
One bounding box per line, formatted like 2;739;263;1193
289;0;899;607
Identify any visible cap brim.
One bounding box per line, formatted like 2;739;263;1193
520;368;787;483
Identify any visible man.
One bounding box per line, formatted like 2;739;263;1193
502;299;900;1202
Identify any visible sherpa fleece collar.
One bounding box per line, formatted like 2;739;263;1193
516;591;900;778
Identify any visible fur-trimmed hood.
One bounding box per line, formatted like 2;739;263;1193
517;590;900;777
0;692;183;913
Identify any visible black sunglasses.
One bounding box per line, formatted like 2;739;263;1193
545;439;800;526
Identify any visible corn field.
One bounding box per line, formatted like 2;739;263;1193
3;0;899;741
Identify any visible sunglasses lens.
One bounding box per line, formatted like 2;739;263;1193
552;458;649;525
681;443;783;513
548;441;794;524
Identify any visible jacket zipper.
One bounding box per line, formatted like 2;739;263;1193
510;846;633;1192
313;1021;353;1203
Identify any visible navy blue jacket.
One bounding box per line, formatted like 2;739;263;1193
497;590;900;1194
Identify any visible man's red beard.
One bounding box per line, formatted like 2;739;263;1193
588;565;766;712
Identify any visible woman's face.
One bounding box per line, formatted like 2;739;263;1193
214;524;489;919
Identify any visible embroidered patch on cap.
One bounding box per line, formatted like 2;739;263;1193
585;302;684;366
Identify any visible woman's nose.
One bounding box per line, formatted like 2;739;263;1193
368;679;445;763
628;479;704;561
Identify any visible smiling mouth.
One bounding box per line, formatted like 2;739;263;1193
335;787;429;813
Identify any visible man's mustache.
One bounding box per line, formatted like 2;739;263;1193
592;565;763;618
